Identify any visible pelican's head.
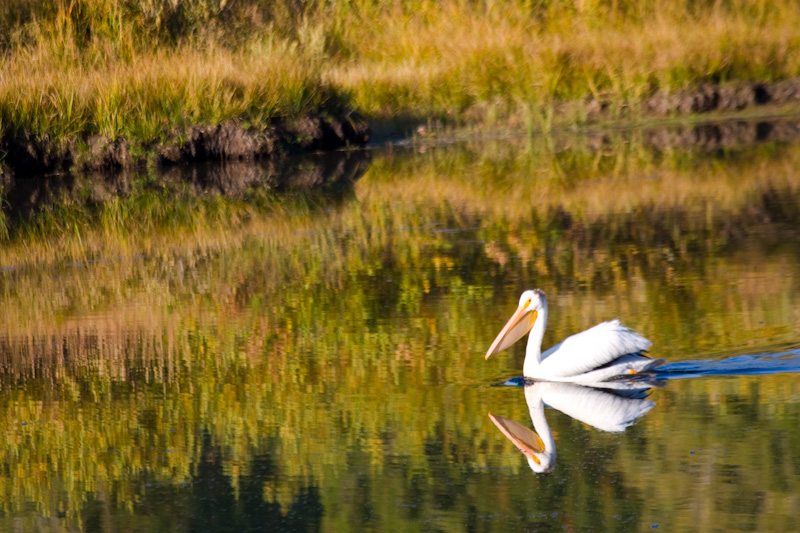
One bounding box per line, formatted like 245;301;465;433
488;412;555;473
526;448;555;473
485;289;548;360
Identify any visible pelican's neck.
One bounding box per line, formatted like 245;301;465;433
523;303;548;377
524;384;556;471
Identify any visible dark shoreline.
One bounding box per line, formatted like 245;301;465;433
578;78;800;119
3;78;800;180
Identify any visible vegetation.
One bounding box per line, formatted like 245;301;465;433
1;134;800;530
2;0;800;151
3;4;800;529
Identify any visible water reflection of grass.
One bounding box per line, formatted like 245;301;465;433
2;137;800;529
3;137;800;348
360;137;798;219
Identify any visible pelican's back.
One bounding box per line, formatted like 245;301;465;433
539;320;652;378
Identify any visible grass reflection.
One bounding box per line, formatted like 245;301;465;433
1;130;800;530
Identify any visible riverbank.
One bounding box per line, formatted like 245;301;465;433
2;0;800;176
4;82;800;179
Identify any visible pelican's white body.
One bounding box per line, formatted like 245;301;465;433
486;289;663;381
528;318;655;381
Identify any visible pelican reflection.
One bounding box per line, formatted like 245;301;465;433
489;380;658;473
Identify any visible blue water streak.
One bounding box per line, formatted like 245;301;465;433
655;348;800;379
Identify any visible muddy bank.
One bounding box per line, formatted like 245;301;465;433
579;78;800;119
4;78;800;181
0;112;370;179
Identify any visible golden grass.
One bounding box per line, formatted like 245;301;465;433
326;1;800;123
0;36;335;141
2;0;800;144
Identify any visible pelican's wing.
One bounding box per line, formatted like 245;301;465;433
539;382;655;432
539;320;652;378
571;354;665;383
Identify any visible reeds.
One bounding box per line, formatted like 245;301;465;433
326;0;800;123
0;34;337;142
2;0;800;145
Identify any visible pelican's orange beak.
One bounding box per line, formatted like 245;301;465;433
485;307;537;360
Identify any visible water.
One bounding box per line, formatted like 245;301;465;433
2;123;800;531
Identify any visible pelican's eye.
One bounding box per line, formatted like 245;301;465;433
524;298;532;308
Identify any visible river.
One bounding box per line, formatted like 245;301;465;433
1;120;800;532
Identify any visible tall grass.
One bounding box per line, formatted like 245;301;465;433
2;0;800;144
0;0;347;148
325;0;800;123
0;34;337;142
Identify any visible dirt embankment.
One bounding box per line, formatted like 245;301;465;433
3;78;800;180
0;112;371;179
581;78;800;118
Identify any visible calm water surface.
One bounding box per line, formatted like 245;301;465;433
2;127;800;531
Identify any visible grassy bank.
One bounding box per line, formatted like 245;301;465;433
327;0;800;125
0;15;339;145
2;0;800;153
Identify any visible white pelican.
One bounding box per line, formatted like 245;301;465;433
489;381;656;473
485;289;664;381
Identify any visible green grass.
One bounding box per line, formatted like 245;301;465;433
2;0;800;148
